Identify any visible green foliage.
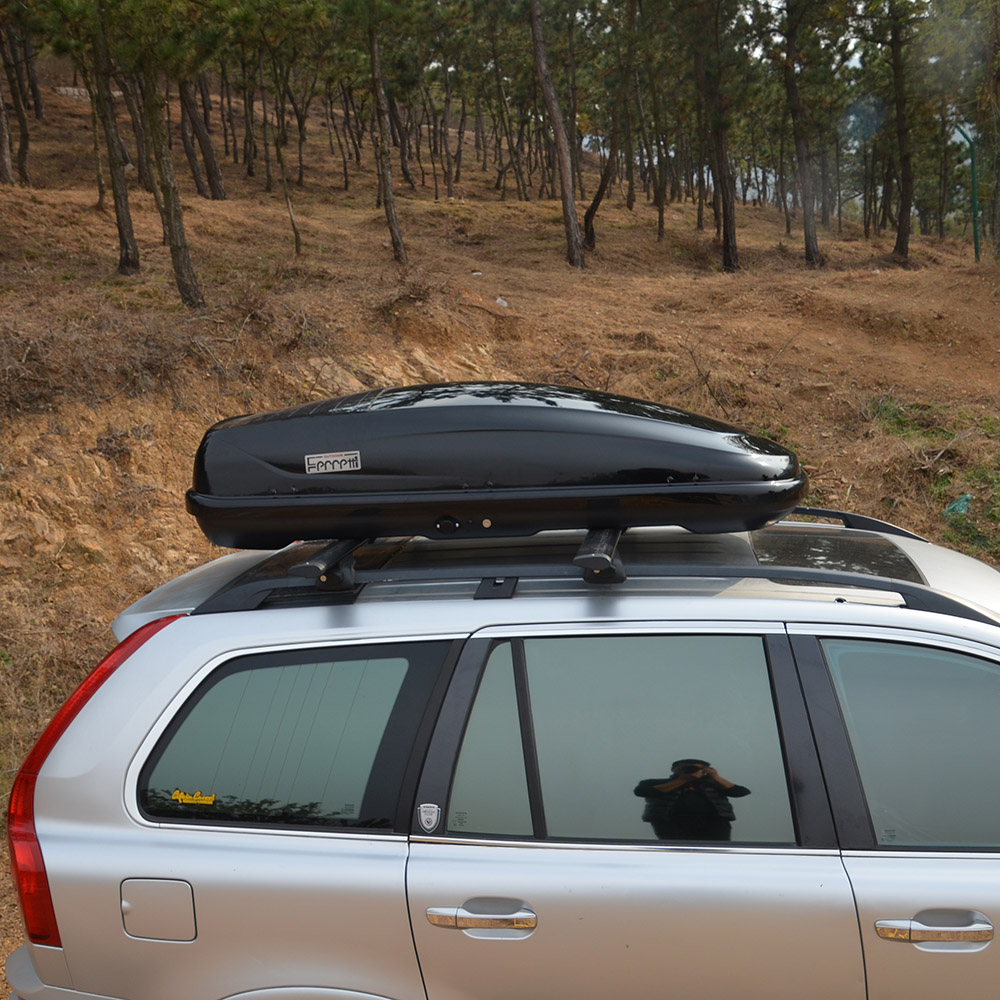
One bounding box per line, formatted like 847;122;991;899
16;0;994;271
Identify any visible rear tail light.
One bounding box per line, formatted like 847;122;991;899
6;615;181;946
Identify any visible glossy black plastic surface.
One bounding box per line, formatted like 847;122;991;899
186;382;807;547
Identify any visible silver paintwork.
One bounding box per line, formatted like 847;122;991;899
13;521;1000;1000
407;841;864;1000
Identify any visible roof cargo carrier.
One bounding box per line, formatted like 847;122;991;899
186;382;808;549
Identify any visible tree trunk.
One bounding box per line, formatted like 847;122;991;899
369;21;408;264
530;0;584;268
0;62;14;184
241;52;257;176
130;72;167;242
115;74;155;192
258;58;274;192
421;96;440;199
198;72;212;130
90;6;140;274
566;8;584;199
325;86;350;189
584;102;620;249
442;69;455;197
78;64;107;209
141;59;205;307
273;125;302;255
936;105;947;240
491;39;529;201
180;100;210;197
454;95;466;183
340;82;362;163
3;25;29;112
387;95;415;189
862;145;872;238
220;59;238;163
179;78;226;199
819;146;831;227
888;0;913;259
22;31;43;120
835;133;842;234
0;27;30;185
692;0;737;270
781;0;820;265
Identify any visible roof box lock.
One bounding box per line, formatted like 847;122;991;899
186;382;808;549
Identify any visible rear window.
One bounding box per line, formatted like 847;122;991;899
138;641;451;830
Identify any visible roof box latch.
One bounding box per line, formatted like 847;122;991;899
573;528;627;585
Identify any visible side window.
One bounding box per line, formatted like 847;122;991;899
447;643;533;836
139;641;451;830
822;638;1000;848
448;634;795;844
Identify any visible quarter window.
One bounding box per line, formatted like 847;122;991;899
139;641;451;829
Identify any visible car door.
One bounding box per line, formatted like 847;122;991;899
407;624;865;1000
791;626;1000;1000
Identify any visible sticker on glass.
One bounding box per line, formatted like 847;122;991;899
172;789;217;805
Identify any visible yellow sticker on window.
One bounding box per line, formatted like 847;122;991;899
171;789;217;805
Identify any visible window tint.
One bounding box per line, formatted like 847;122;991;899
447;643;533;836
823;638;1000;847
140;641;450;829
449;634;795;844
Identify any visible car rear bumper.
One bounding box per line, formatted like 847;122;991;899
6;945;118;1000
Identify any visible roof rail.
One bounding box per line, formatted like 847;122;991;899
788;506;927;542
191;535;995;626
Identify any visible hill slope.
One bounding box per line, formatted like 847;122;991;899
2;80;999;990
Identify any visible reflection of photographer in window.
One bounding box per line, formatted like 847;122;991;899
634;758;750;841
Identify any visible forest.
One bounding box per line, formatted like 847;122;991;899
0;0;996;305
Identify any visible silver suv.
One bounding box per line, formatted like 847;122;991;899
9;382;1000;1000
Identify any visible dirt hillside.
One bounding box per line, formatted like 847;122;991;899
2;71;1000;994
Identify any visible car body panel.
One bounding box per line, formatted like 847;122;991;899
13;516;1000;1000
408;841;865;1000
36;823;423;1000
844;854;1000;1000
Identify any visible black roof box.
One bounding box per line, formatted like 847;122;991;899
186;382;807;548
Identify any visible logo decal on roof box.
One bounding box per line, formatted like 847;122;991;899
305;450;361;474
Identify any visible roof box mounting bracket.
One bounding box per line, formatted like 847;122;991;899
290;538;368;590
574;527;627;584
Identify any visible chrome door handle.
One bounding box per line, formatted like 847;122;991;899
876;919;994;943
426;906;537;930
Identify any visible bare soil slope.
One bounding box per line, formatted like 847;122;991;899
2;78;1000;992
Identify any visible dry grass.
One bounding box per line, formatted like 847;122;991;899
3;64;1000;995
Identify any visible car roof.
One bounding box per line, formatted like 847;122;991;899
113;512;1000;641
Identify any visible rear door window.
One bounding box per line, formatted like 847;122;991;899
139;641;452;830
447;634;796;843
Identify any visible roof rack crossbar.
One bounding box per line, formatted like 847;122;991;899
193;540;368;615
790;506;927;542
